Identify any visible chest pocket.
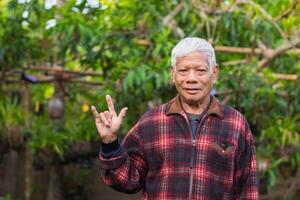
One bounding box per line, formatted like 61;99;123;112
207;140;236;178
207;118;237;163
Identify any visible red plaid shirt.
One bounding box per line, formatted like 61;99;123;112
100;95;259;200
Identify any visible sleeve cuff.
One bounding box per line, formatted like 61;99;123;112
101;138;120;154
101;138;125;159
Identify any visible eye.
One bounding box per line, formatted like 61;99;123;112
196;68;206;72
179;69;187;72
177;69;188;75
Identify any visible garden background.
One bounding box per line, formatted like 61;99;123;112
0;0;300;199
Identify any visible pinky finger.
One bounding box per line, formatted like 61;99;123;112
91;106;99;119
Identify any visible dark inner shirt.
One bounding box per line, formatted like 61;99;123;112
187;113;201;139
184;96;213;139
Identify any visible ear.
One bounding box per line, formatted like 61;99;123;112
171;66;175;83
212;65;219;82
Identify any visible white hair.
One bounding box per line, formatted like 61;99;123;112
171;37;217;69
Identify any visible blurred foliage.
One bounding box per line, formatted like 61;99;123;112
0;0;300;194
0;194;13;200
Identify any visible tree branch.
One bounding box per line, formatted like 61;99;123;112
162;2;185;38
215;46;262;54
240;0;287;39
192;0;240;16
258;37;300;68
275;0;299;22
215;46;300;55
259;73;298;81
220;70;298;81
222;59;249;66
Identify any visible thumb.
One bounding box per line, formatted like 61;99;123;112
117;107;128;121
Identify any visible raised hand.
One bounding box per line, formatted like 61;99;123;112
91;95;128;144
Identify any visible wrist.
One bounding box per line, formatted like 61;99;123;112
101;138;121;155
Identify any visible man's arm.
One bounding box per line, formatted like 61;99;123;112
99;124;148;193
234;121;259;200
91;95;148;193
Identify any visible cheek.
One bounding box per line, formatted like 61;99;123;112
174;76;185;84
204;74;214;83
200;77;214;89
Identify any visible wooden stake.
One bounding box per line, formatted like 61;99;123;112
23;81;32;200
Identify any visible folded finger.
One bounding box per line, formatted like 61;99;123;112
104;111;112;124
99;112;111;128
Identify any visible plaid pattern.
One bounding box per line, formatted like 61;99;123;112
100;95;259;200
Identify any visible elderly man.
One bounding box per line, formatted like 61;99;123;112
91;37;259;199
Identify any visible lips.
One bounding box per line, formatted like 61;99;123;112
184;88;199;90
184;88;200;94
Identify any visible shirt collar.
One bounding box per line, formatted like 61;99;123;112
165;94;224;119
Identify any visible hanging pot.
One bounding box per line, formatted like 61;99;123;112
48;96;64;120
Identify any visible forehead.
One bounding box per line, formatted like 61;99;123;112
176;51;209;67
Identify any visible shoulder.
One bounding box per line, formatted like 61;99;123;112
220;104;250;133
123;103;168;144
222;105;246;120
138;103;169;124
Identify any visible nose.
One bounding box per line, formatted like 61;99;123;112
186;70;197;83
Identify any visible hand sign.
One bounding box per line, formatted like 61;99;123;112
91;95;128;144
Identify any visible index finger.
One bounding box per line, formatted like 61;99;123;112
106;95;116;115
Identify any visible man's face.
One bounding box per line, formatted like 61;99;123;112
171;51;218;104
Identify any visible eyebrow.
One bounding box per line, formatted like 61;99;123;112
178;64;209;69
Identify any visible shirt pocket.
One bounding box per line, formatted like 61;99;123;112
207;141;236;179
204;142;236;198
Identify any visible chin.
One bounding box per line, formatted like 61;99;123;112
182;96;202;103
182;93;209;103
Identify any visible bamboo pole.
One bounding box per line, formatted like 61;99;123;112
269;73;298;81
25;66;103;76
215;46;300;55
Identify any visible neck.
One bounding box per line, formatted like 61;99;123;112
180;95;211;114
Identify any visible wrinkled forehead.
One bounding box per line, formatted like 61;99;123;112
176;51;210;67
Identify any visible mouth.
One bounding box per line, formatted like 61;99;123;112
184;88;201;94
